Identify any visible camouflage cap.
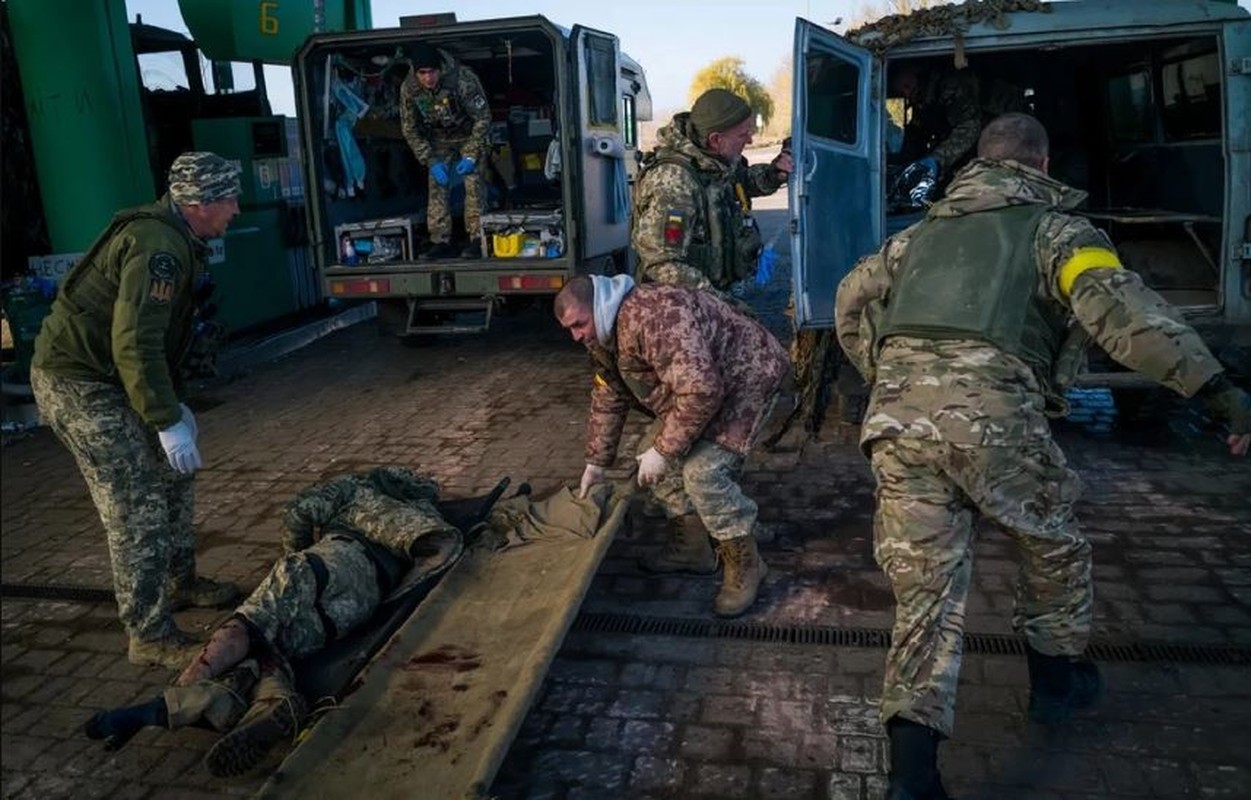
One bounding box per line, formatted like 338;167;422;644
167;152;241;205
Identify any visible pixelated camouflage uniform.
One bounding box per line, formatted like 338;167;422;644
834;159;1225;737
31;196;209;643
632;112;786;291
585;284;789;540
400;58;491;245
905;70;1025;175
234;467;462;660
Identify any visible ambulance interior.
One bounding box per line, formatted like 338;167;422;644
303;29;564;265
883;33;1225;311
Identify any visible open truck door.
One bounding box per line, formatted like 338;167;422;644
1224;17;1251;329
570;25;631;269
790;18;883;328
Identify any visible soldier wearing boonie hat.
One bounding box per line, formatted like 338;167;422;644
30;150;243;670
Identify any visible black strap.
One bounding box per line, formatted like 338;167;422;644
302;551;339;643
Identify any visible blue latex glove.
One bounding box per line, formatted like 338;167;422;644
917;156;939;175
755;245;777;287
430;161;450;187
455;156;477;176
158;420;202;475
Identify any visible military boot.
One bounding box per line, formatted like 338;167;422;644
1026;644;1102;724
713;535;768;618
204;665;307;777
886;718;952;800
128;629;201;669
422;241;459;260
639;513;718;575
169;575;241;612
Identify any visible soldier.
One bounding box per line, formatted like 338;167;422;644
835;113;1250;800
30;152;244;669
890;64;1024;207
400;42;492;260
632;88;792;291
556;274;789;617
84;467;465;777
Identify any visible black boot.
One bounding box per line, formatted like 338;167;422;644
1026;644;1102;724
886;718;951;800
422;241;459;260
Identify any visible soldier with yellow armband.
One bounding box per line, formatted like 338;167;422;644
833;113;1250;800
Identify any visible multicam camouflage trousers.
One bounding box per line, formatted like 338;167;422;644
426;135;483;245
31;368;196;642
165;656;297;732
869;436;1092;737
642;422;757;542
235;535;382;660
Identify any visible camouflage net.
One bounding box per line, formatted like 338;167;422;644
848;0;1050;66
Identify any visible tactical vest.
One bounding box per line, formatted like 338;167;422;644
414;69;472;136
639;153;762;289
877;204;1073;390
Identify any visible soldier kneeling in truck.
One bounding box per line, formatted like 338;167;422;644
84;467;468;776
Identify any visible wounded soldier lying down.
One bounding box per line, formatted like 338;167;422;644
85;467;465;776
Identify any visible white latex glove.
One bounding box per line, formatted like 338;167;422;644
636;447;668;487
179;403;198;441
579;464;605;498
158;420;203;475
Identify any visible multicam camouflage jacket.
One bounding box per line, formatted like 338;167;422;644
632;112;786;290
399;59;491;165
835;158;1225;450
585;284;789;466
906;70;1024;174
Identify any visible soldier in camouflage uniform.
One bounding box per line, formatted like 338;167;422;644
30;152;244;669
86;467;464;776
632;89;792;291
556;274;789;617
890;64;1024;206
400;42;492;260
834;114;1251;800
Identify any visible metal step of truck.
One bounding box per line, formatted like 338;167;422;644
405;297;495;335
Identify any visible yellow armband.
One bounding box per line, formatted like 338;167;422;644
593;373;608;388
1057;247;1122;297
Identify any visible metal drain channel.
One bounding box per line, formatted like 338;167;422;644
7;584;1248;667
571;612;1251;667
1;582;117;604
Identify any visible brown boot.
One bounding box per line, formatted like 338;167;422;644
204;661;307;777
128;628;202;669
639;513;718;574
714;535;768;618
169;576;241;612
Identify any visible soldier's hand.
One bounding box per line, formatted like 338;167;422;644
430;161;450;187
636;447;669;487
771;150;794;177
1198;375;1250;456
455;156;477;176
158;421;203;475
179;403;198;442
579;464;606;498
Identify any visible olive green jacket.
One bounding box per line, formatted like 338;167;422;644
33;196;207;428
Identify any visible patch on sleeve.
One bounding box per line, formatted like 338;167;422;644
148;252;179;304
663;210;685;246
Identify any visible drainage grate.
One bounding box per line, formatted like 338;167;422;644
571;612;1251;667
0;582;116;604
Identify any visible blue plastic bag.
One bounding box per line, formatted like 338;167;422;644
754;244;777;287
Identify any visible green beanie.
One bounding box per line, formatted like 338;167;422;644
689;89;753;141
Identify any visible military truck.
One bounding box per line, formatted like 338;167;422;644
790;0;1251;395
292;14;652;335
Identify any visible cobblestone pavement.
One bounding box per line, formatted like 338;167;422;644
3;194;1250;799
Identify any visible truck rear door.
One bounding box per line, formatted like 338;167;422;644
570;25;630;265
790;18;883;329
1224;17;1251;325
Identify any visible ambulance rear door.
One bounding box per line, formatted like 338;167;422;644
791;18;883;329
